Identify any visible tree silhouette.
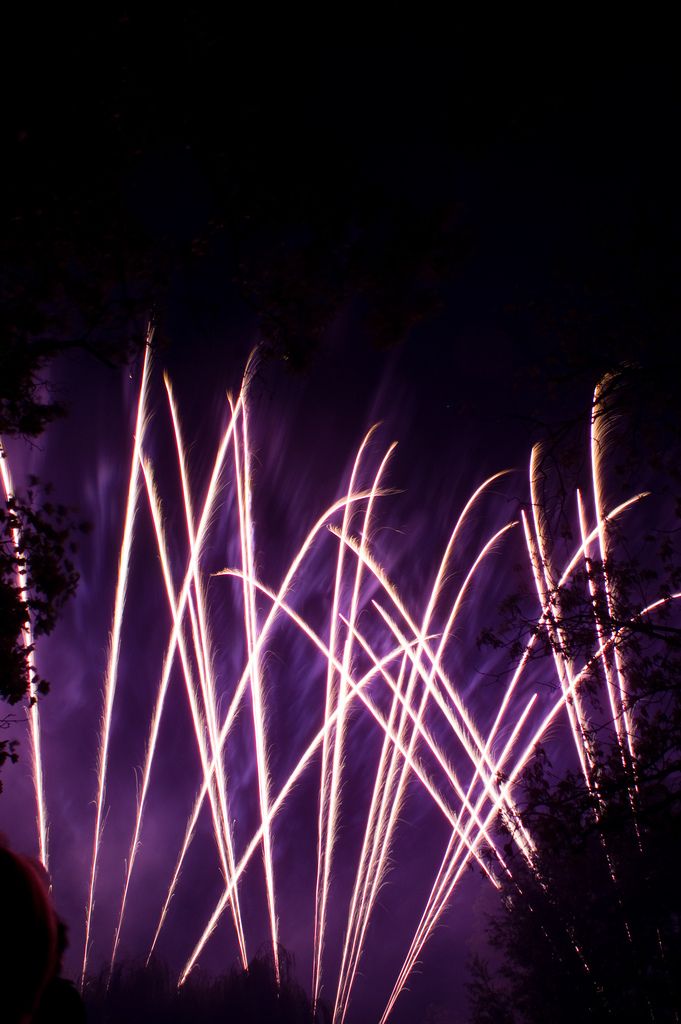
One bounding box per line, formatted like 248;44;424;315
468;376;681;1023
84;949;328;1024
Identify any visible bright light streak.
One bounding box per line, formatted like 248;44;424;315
314;433;393;1015
82;337;152;989
334;519;523;1024
328;523;524;826
377;489;653;1021
334;651;409;1022
0;441;49;870
191;564;528;1019
16;350;671;1020
332;613;514;1023
523;480;594;788
334;472;512;1021
379;579;675;1023
377;588;681;1017
109;458;248;978
331;488;645;1021
450;489;648;853
338;615;504;880
328;442;402;1020
148;485;391;961
178;623;432;986
168;380;248;967
231;382;280;983
223;574;489;853
591;376;636;767
100;386;244;979
379;692;539;1024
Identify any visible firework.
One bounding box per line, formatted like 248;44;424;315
7;354;676;1024
0;441;48;870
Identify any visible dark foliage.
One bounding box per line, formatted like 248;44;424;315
468;715;681;1022
469;379;681;1022
0;480;86;703
84;950;328;1024
0;476;86;787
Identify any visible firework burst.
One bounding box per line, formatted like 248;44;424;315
3;350;677;1023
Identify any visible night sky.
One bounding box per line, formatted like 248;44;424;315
2;17;680;1023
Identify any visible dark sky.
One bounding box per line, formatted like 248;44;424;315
2;17;680;1024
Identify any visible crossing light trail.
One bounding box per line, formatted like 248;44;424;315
167;379;248;966
82;338;152;989
312;431;393;1016
10;354;676;1024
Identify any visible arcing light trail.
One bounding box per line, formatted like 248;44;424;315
312;425;385;1017
7;352;676;1023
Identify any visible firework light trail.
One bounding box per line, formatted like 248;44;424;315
6;349;677;1023
108;455;245;978
0;440;48;870
333;471;515;1021
231;382;280;984
527;447;593;787
312;425;383;1014
108;388;247;978
81;336;152;988
167;379;248;966
144;482;391;969
591;375;636;769
333;517;529;1024
175;574;512;986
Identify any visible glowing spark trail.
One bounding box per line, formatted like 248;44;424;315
0;441;48;870
167;379;248;967
329;525;527;835
522;518;590;787
173;453;652;1014
177;623;435;986
335;516;523;1023
147;484;390;962
108;391;246;976
328;442;401;1020
337;616;505;881
378;582;668;1023
312;425;382;1013
194;553;530;1009
528;447;594;788
376;486;651;1020
82;337;152;989
178;573;511;986
12;353;676;1024
591;376;636;772
379;691;539;1024
231;384;280;983
109;457;247;977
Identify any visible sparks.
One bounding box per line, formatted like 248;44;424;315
9;355;675;1024
0;440;49;871
82;336;152;989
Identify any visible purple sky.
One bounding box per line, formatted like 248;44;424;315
3;27;679;1023
1;325;570;1023
4;285;672;1024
